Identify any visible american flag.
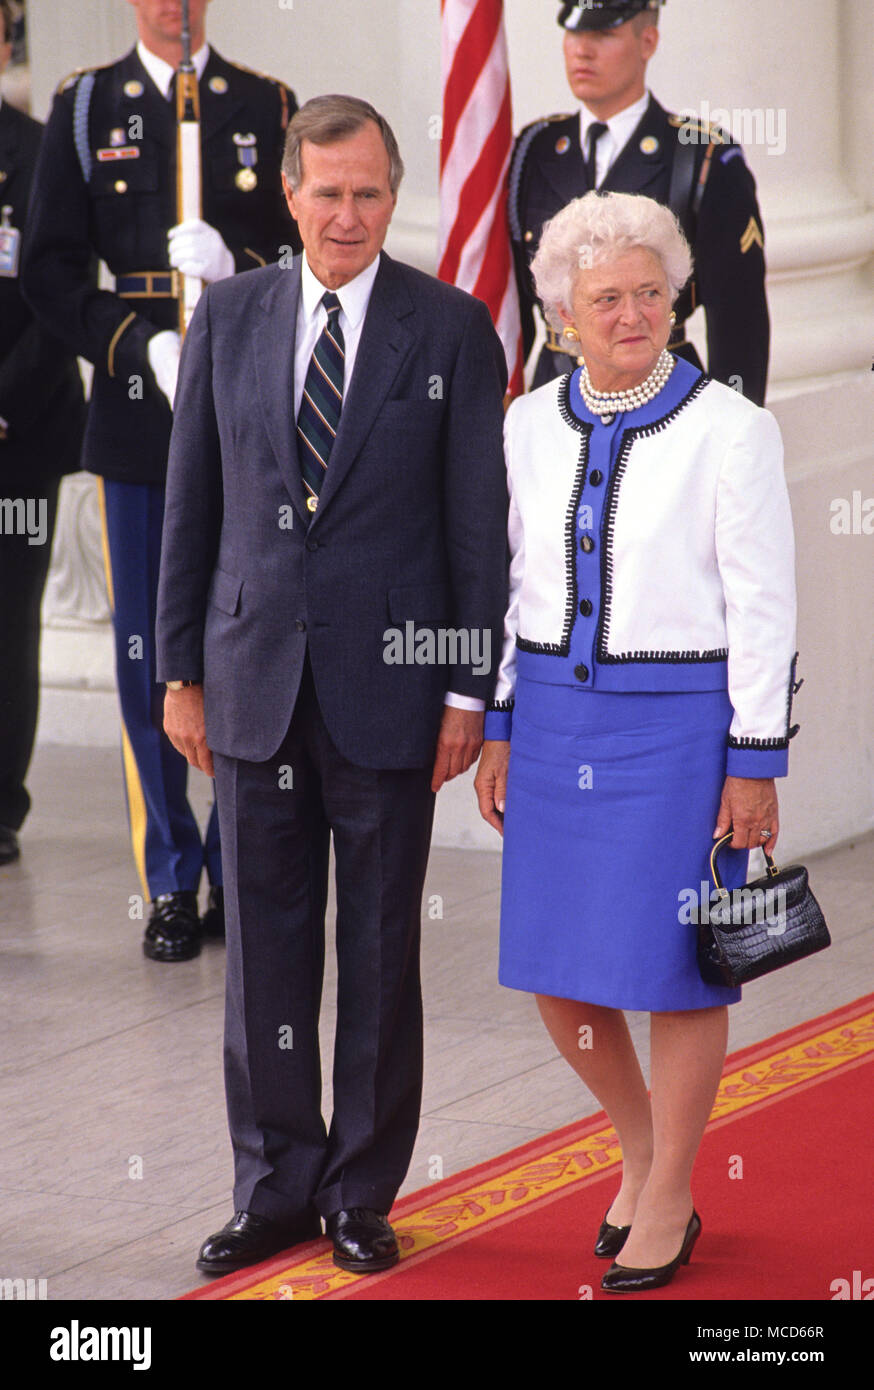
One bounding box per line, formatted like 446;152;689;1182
438;0;524;397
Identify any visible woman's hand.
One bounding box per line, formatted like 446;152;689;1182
714;776;779;855
474;739;511;837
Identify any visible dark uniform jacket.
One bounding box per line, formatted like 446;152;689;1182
510;94;770;404
0;101;85;478
21;47;299;484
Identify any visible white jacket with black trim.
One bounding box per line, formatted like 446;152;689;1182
484;374;799;778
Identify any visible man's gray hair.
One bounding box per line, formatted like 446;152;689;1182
532;191;693;344
282;95;404;195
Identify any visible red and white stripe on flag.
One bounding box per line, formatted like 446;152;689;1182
438;0;524;397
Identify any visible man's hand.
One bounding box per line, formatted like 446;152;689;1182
474;739;510;837
163;684;214;778
168;218;235;284
147;330;181;408
714;775;779;854
431;706;484;793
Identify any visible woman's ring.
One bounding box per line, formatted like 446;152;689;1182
759;829;771;839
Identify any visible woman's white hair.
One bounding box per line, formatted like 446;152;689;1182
531;192;693;351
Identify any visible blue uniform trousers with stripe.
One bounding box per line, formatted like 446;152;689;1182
99;477;221;900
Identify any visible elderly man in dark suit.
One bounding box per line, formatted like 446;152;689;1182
0;0;86;864
156;95;508;1275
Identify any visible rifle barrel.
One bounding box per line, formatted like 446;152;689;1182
180;0;193;70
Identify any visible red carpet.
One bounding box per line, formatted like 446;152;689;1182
182;994;874;1301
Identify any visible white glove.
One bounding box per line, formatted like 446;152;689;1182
147;330;182;409
167;218;235;283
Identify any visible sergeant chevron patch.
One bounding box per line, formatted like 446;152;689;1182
740;217;764;254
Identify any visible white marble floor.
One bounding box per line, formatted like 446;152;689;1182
1;745;871;1301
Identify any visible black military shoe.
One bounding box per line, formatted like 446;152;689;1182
197;1210;322;1274
142;890;201;962
200;885;225;939
0;826;20;865
326;1208;399;1274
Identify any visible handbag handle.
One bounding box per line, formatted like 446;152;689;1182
710;831;780;899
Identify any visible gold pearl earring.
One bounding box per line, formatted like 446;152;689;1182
564;326;580;341
670;312;677;325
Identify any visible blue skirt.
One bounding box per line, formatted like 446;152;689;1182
499;677;747;1010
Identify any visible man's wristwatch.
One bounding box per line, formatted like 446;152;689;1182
166;680;201;691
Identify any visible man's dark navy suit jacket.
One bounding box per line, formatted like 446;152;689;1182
156;250;509;768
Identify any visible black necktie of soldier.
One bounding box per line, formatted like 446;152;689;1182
586;122;608;190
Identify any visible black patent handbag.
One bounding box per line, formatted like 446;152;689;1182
695;832;831;987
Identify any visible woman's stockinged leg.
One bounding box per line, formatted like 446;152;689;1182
535;994;653;1227
615;1004;728;1270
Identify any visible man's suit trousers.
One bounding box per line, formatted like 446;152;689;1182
214;653;436;1221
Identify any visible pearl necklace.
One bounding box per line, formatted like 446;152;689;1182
578;349;675;424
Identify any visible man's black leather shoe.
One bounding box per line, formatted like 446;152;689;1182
200;885;225;939
197;1210;322;1274
326;1208;399;1274
142;891;201;962
0;826;20;865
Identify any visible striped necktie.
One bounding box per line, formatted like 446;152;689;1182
297;291;345;514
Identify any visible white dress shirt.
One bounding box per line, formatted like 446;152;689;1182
579;89;650;188
293;253;380;419
136;40;210;100
294;253;482;713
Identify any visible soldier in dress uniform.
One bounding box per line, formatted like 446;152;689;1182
0;0;86;866
510;1;770;403
21;0;301;960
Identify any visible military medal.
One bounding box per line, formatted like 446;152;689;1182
233;132;258;191
0;205;21;278
97;146;141;161
123;79;144;98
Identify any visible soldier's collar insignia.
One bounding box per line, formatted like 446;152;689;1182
555;135;571;155
640;135;659;155
209;76;229;94
123;79;144;99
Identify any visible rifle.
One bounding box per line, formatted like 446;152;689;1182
175;0;202;335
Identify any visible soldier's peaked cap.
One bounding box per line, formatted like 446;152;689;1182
558;1;664;32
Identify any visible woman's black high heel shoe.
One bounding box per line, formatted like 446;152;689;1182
600;1210;701;1293
593;1209;631;1259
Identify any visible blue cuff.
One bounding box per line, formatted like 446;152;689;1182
726;745;789;778
484;709;513;742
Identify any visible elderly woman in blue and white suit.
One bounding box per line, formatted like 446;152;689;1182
475;191;798;1294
